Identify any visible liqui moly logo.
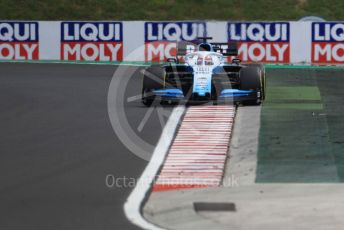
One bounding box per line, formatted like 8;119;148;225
61;22;123;61
312;22;344;63
0;22;39;60
144;22;206;62
228;22;290;63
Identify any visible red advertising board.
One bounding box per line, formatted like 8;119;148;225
227;22;290;63
0;22;39;60
61;22;123;61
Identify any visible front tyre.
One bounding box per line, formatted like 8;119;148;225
248;63;266;100
141;88;154;106
240;65;265;105
141;66;165;106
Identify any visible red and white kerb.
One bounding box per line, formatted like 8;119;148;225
153;105;235;192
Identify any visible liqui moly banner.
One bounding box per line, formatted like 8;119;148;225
61;22;123;61
312;22;344;64
0;22;39;60
227;22;290;63
3;21;344;64
144;21;206;61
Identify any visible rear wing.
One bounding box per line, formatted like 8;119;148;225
176;40;238;57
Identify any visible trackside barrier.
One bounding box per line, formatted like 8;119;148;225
1;21;344;64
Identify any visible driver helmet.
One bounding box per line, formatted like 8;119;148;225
198;43;212;52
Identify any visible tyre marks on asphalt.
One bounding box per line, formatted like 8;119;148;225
153;105;235;192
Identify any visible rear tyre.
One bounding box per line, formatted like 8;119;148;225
240;65;264;105
141;66;165;106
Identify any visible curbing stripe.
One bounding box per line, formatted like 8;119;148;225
153;105;236;192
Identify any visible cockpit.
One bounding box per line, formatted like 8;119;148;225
196;55;214;66
184;42;224;67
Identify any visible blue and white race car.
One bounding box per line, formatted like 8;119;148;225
141;37;265;106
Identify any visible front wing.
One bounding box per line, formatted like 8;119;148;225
151;88;259;103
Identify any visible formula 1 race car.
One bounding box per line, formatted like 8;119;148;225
141;37;265;106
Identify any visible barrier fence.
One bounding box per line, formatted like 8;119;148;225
0;21;343;64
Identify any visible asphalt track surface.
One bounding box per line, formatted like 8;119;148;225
0;63;172;230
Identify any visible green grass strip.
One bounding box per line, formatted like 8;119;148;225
264;103;323;110
266;86;321;101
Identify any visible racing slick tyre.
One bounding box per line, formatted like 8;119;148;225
240;65;265;105
141;66;165;106
248;63;266;100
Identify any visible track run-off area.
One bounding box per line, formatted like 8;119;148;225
258;66;344;182
1;62;344;230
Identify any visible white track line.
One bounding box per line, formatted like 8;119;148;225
123;106;185;230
